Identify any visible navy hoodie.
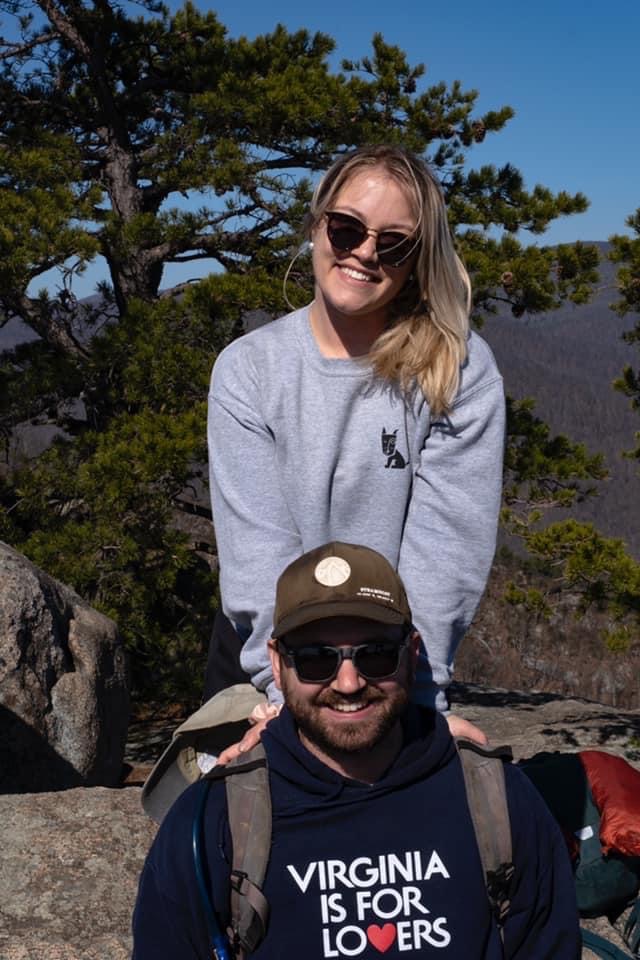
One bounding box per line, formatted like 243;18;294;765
132;707;580;959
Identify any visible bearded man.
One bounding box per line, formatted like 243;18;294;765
133;541;580;959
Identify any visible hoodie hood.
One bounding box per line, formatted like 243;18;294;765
261;704;456;816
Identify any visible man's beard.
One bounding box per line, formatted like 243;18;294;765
282;679;409;757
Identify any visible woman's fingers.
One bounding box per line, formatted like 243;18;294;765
446;713;488;746
216;715;271;765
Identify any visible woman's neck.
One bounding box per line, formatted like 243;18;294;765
309;299;386;359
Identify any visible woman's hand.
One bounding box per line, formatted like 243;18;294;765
216;702;282;766
216;704;488;763
446;713;488;746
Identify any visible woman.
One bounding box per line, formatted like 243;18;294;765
206;144;504;742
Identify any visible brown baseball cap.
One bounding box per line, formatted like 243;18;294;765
272;542;412;638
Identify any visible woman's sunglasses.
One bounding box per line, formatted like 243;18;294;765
325;211;419;267
278;637;409;684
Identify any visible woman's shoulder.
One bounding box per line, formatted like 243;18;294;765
209;307;308;399
466;329;501;375
216;307;307;367
457;330;503;400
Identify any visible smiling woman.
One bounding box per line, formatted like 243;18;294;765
309;169;418;353
205;144;505;741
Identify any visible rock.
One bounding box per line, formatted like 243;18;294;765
1;684;639;958
0;541;129;791
451;681;640;763
0;786;156;960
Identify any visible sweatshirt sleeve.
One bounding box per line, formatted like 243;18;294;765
208;341;301;703
132;858;206;960
399;335;505;712
502;765;582;959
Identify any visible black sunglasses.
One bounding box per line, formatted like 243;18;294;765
325;211;419;267
278;637;410;684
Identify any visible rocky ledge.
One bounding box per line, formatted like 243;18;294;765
1;683;638;959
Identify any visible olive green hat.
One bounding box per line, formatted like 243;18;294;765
272;541;412;638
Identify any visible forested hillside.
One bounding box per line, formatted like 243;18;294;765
482;242;639;556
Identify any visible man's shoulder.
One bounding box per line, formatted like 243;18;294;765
149;777;228;870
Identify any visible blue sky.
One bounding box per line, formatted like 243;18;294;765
194;0;638;243
26;0;640;297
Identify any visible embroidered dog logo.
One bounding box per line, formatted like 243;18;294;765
381;428;407;469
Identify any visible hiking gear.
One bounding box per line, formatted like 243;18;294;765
198;745;271;957
193;778;232;960
623;897;640;956
143;684;637;955
141;684;266;824
580;928;634;959
272;541;412;638
136;703;579;959
457;739;515;929
519;751;640;921
276;635;410;683
580;752;640;857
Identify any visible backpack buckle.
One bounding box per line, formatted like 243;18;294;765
230;869;249;894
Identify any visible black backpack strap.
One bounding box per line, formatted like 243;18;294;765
203;743;272;957
456;739;515;935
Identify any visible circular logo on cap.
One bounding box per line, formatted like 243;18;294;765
314;556;351;587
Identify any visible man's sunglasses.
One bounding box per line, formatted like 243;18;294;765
278;637;410;684
325;211;419;267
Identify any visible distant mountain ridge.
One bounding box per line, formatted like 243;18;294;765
480;242;639;557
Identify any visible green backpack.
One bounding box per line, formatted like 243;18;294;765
519;751;640;960
519;752;640;920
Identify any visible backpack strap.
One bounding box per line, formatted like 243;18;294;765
193;778;232;960
581;927;635;959
456;739;515;934
204;743;272;957
623;897;640;956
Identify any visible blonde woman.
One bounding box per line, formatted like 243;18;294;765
206;145;504;745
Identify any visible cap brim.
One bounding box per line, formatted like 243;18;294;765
273;600;407;638
141;684;266;823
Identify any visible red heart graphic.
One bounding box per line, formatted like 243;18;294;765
367;924;397;953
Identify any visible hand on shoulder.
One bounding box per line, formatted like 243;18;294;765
216;702;282;765
446;713;488;746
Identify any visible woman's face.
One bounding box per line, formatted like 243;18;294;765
311;167;418;335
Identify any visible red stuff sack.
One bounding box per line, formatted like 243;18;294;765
580;751;640;857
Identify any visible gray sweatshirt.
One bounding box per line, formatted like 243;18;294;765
208;306;505;711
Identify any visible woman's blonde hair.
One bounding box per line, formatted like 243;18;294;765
307;145;471;415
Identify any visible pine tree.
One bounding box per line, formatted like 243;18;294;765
0;0;625;698
610;209;640;461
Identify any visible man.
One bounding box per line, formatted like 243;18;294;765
133;541;580;959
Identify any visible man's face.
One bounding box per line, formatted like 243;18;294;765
270;616;417;761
